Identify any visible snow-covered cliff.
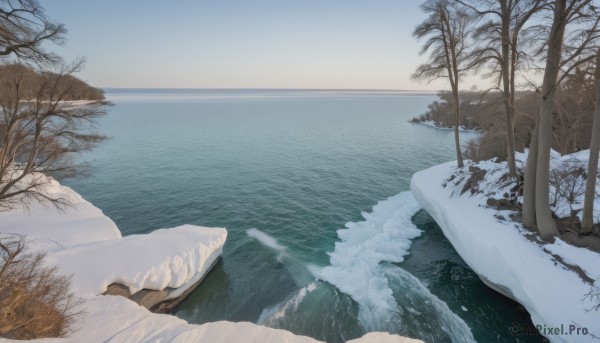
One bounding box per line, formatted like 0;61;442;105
411;153;600;343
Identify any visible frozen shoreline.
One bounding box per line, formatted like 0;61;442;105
410;119;481;133
0;175;421;342
411;152;600;342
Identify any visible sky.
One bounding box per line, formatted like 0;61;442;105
41;1;488;91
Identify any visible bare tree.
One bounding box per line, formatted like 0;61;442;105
0;61;107;211
0;0;66;64
582;49;600;233
584;278;600;312
0;233;79;339
522;0;600;238
413;0;475;168
552;68;595;155
0;0;105;210
458;0;548;178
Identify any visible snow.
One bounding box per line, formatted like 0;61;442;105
411;151;600;342
17;295;422;343
0;173;227;298
0;175;121;253
308;191;475;342
45;225;226;297
247;228;287;252
246;228;290;263
58;100;103;110
310;192;423;330
414;120;480;133
1;176;420;342
258;282;318;325
347;332;423;343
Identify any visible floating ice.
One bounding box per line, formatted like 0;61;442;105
384;266;475;342
258;282;318;325
247;228;287;252
247;227;290;262
311;191;423;330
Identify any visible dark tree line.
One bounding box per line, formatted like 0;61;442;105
0;63;105;101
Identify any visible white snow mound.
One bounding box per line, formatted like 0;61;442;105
0;175;121;252
46;224;227;297
411;152;600;343
19;295;423;343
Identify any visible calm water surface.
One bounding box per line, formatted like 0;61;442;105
66;89;541;342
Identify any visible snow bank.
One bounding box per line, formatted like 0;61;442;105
21;295;422;343
413;120;480;133
0;176;120;252
0;174;227;298
411;155;600;342
46;225;226;297
347;332;423;343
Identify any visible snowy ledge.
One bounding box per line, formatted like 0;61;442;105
411;157;600;343
410;120;481;133
0;176;227;308
1;177;421;342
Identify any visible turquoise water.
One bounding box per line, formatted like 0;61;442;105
66;89;542;342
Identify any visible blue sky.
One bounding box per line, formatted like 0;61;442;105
41;1;481;90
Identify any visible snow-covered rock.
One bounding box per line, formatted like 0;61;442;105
411;153;600;342
0;175;227;300
46;225;226;297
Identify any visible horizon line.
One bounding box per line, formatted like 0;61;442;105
100;87;441;93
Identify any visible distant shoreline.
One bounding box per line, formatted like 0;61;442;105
102;87;440;94
410;119;482;133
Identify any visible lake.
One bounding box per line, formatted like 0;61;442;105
65;89;541;342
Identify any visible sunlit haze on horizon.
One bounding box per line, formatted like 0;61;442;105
42;1;490;91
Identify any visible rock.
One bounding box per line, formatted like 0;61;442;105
486;197;516;211
130;289;169;310
560;232;600;253
587;236;600;252
105;283;131;298
102;257;221;313
561;232;587;248
461;166;486;195
486;198;498;207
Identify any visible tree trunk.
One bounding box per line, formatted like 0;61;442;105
582;49;600;233
534;0;567;239
453;88;464;168
523;122;539;227
500;0;517;178
439;7;464;168
535;89;559;238
504;98;517;177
